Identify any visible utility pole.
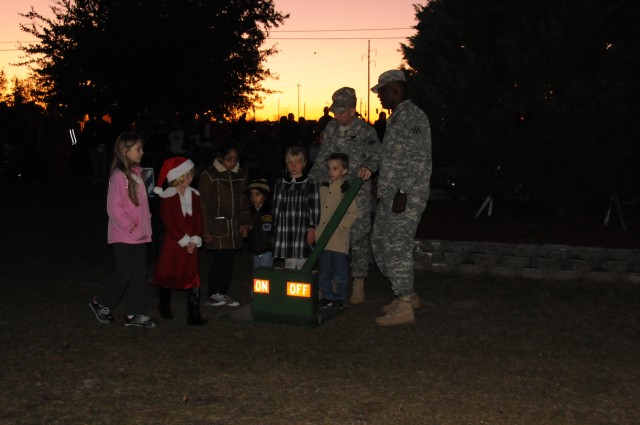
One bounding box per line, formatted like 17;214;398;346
362;40;376;123
297;83;301;119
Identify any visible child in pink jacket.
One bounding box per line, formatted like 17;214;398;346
89;132;158;328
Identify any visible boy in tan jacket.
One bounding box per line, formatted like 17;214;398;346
316;153;359;309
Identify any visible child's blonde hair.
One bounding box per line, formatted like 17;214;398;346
285;146;307;165
110;132;143;206
170;169;194;187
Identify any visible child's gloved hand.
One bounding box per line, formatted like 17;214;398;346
392;190;407;213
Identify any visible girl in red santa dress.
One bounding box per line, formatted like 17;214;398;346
153;157;207;325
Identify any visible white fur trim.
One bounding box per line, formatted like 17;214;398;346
153;186;164;195
159;187;178;198
178;234;191;247
190;235;202;248
166;159;195;183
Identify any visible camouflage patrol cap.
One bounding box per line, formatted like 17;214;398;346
329;87;357;114
371;69;406;93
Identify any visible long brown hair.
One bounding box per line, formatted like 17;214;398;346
110;132;143;206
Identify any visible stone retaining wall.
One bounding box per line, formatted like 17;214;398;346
414;240;640;283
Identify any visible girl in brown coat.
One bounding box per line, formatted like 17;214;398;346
199;141;251;307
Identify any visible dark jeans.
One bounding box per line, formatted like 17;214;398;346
206;249;236;297
99;242;148;315
318;250;348;301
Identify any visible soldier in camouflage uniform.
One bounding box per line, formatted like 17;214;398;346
308;87;381;304
370;70;432;326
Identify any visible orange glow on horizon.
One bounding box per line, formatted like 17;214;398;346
0;0;419;122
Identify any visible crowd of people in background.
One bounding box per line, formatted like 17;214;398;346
0;100;337;191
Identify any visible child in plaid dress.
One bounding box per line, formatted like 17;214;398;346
272;147;320;269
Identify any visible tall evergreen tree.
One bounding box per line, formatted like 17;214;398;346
405;0;640;211
19;0;287;123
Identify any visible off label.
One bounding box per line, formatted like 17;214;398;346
286;282;311;298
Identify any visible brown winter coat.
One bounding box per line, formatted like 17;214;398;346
199;159;251;250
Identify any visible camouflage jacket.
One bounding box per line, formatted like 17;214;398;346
309;118;381;187
377;99;432;200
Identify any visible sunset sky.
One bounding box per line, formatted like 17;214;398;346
0;0;422;121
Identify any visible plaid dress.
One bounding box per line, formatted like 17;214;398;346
273;174;320;259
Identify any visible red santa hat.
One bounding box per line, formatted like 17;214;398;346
153;157;195;194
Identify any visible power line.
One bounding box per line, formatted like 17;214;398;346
270;37;408;40
0;28;414;47
1;28;414;44
271;27;412;33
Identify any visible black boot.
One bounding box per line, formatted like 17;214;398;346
158;287;173;319
187;288;207;326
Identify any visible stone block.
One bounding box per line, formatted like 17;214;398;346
470;253;498;267
606;249;640;262
539;244;573;260
499;255;531;269
449;241;479;261
458;264;485;275
532;257;562;270
505;243;542;258
519;268;549;280
487;266;517;278
602;260;629;274
430;262;453;273
570;246;606;261
413;252;432;270
585;271;616;282
430;251;445;264
565;259;596;272
549;270;582;281
476;242;508;256
622;273;640;284
421;239;451;253
444;252;463;267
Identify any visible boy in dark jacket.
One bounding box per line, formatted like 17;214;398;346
245;178;274;268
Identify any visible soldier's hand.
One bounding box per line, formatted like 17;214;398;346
358;167;372;181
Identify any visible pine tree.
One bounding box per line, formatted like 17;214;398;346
404;0;640;211
19;0;287;123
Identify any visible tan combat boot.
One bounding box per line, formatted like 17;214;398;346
381;293;421;314
375;296;416;326
349;278;365;304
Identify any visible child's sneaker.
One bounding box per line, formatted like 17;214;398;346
320;299;334;309
206;294;239;307
221;295;240;307
89;296;114;324
206;293;226;306
124;315;158;328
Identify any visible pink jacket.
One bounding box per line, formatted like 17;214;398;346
107;167;152;244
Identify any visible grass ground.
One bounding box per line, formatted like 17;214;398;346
1;182;638;424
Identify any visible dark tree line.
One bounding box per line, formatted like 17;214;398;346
404;0;640;211
19;0;287;124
